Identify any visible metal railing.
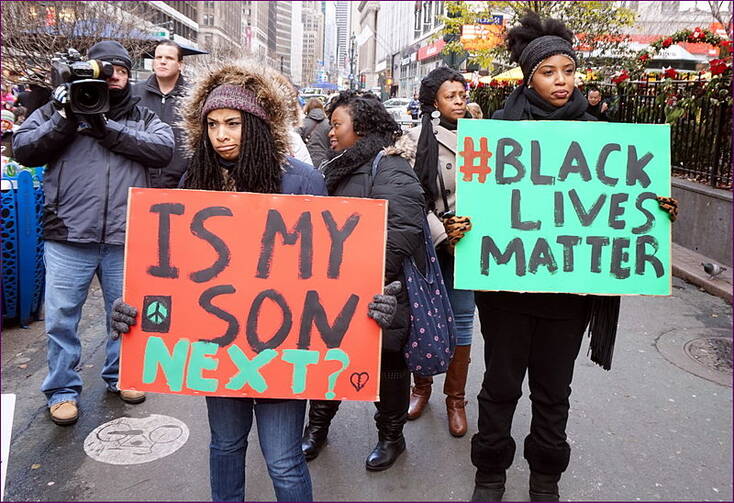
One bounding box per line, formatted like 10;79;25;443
603;80;732;189
471;79;733;189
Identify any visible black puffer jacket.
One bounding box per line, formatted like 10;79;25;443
298;108;331;169
133;74;189;188
322;136;426;352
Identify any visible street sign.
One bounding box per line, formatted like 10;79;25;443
477;15;503;25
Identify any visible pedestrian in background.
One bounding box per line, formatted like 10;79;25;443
13;40;174;426
586;86;610;121
298;98;331;169
467;102;484;119
271;72;314;165
1;109;16;159
301;90;426;472
408;92;421;120
111;62;401;501
399;67;476;438
133;40;190;188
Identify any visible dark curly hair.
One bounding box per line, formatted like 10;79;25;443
506;11;575;64
325;90;402;144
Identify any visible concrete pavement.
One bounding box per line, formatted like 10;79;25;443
1;275;731;502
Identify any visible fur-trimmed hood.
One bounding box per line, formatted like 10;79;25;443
179;59;296;161
385;135;415;164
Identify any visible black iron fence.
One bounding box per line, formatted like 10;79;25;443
471;78;733;189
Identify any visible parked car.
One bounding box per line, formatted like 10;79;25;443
383;97;417;130
383;97;412;122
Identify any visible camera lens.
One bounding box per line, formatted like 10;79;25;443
68;80;110;115
77;88;101;109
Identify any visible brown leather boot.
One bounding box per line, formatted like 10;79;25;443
444;345;471;437
407;374;432;420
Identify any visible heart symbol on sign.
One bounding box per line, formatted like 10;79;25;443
350;372;369;392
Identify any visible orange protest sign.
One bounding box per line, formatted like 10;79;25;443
119;188;387;402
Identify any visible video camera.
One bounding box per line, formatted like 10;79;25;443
51;48;113;115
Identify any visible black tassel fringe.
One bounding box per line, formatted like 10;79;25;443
586;296;621;371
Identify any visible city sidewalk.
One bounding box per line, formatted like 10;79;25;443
672;243;733;304
1;247;731;501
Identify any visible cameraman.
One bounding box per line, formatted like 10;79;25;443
133;40;189;188
13;40;174;426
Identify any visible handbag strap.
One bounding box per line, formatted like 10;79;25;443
435;166;451;216
369;150;386;192
302;120;320;143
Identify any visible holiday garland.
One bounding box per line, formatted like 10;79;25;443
607;27;732;122
611;27;732;84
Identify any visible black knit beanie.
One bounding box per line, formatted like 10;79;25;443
87;40;132;71
418;66;466;115
518;35;577;83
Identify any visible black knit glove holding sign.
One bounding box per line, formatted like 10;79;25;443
368;281;401;328
111;298;137;340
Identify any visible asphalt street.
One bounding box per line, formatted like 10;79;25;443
1;276;731;502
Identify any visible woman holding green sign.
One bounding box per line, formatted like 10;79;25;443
469;13;677;502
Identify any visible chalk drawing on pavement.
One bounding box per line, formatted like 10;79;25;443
83;414;189;465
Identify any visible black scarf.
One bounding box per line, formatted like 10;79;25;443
217;157;236;171
501;85;588;121
107;84;138;121
414;112;469;210
322;134;390;194
414;112;440;209
499;85;620;371
439;117;457;131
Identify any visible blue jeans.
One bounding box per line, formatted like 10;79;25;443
438;246;475;346
206;397;312;502
41;241;124;406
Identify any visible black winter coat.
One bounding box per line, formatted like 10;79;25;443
326;145;426;352
13;101;174;245
488;105;596;319
298;108;331;169
133;74;189;188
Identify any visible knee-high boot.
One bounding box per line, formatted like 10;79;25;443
407;374;433;420
365;367;410;471
301;399;341;461
444;344;471;437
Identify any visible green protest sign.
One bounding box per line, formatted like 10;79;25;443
455;119;671;296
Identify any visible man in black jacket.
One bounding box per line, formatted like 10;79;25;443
13;40;174;426
133;40;188;188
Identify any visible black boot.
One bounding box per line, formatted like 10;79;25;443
471;471;506;502
301;400;340;461
529;471;561;502
365;367;410;471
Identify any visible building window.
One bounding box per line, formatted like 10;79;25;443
434;1;444;27
414;5;421;39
